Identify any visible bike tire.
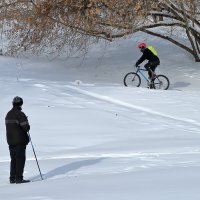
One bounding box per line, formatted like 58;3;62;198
123;72;141;87
152;75;170;90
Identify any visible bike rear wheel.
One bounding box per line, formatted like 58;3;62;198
124;72;141;87
153;75;170;90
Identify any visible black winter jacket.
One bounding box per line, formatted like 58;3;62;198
136;48;160;66
5;106;30;146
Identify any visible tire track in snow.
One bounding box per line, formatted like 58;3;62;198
1;151;200;163
66;85;200;128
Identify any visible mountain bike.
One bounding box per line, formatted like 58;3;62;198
123;65;170;90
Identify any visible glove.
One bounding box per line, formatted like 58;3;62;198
135;62;139;68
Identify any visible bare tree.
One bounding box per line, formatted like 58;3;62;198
141;0;200;62
0;0;143;56
0;0;199;61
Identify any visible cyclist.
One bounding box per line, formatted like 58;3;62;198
135;43;160;80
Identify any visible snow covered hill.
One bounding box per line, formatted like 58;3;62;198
0;33;200;200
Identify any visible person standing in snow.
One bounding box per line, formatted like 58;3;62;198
135;43;160;79
5;96;30;184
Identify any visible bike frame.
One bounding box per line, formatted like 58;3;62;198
135;67;151;84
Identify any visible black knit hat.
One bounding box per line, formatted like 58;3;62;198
12;96;23;106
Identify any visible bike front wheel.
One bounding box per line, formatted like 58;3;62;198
124;72;141;87
153;75;170;90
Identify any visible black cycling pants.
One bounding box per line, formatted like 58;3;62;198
144;61;160;78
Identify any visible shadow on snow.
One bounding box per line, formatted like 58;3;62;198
31;158;105;181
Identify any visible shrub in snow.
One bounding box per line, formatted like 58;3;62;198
74;80;82;86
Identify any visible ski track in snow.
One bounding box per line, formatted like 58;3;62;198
28;80;200;135
65;85;200;127
1;151;200;163
31;80;200;128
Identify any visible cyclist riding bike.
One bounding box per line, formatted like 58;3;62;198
135;43;160;80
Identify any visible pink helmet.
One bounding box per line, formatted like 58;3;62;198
137;43;147;48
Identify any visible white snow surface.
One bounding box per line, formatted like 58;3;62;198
0;33;200;200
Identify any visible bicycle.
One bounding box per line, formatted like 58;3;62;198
123;65;170;90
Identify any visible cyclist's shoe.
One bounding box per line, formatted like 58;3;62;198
147;82;155;89
150;84;155;89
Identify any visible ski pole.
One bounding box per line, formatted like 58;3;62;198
28;132;43;180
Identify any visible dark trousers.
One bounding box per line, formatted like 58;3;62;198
9;145;26;181
144;61;160;78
